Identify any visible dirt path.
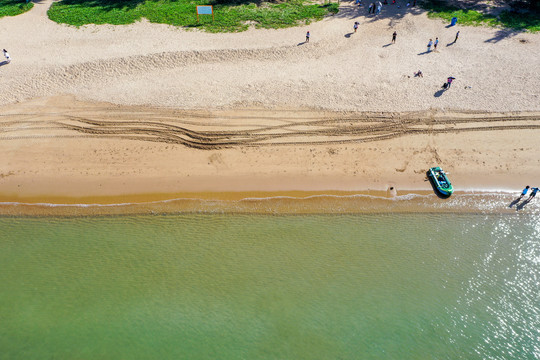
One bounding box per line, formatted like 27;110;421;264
29;0;55;18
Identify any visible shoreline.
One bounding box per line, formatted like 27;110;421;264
2;96;540;216
1;189;538;216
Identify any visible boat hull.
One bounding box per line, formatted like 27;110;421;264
427;167;453;197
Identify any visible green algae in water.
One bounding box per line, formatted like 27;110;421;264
1;214;539;359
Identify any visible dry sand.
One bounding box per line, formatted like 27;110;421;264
1;0;539;112
1;0;540;211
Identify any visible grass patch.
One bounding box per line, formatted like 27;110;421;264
47;0;339;32
498;10;540;32
0;0;33;18
421;0;540;32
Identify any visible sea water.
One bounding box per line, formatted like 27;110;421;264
1;213;539;359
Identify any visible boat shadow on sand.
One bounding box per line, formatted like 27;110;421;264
426;171;451;199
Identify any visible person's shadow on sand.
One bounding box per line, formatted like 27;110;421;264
434;89;446;97
509;197;522;208
446;41;455;47
297;41;307;46
344;32;354;38
516;199;532;211
382;43;392;47
417;50;431;55
0;61;9;67
516;197;535;210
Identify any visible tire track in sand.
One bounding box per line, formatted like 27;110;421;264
1;109;540;149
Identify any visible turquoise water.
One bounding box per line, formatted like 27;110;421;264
1;213;539;359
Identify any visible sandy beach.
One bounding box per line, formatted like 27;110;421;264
1;0;540;212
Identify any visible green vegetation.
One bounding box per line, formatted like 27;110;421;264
47;0;339;32
498;10;540;32
421;0;540;32
0;0;33;18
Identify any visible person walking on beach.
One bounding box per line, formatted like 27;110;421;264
454;31;460;43
427;39;433;52
305;31;310;43
354;22;359;33
518;185;530;200
368;3;374;13
528;187;539;200
3;49;10;63
446;76;455;88
434;37;439;51
392;31;397;43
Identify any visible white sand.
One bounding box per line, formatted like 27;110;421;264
0;0;539;112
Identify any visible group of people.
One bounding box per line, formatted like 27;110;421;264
3;49;10;64
363;3;461;90
367;2;383;15
443;76;455;89
308;1;462;90
385;29;459;89
518;186;539;202
386;29;458;89
427;37;439;52
359;0;417;13
426;31;459;52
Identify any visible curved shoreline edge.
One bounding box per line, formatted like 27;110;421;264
1;190;538;216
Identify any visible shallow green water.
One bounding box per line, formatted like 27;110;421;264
1;214;539;359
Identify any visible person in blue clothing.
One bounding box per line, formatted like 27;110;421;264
518;185;530;200
527;187;539;200
427;39;433;52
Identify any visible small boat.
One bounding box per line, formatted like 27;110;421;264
427;167;453;196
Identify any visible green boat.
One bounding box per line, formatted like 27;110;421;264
427;167;453;197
